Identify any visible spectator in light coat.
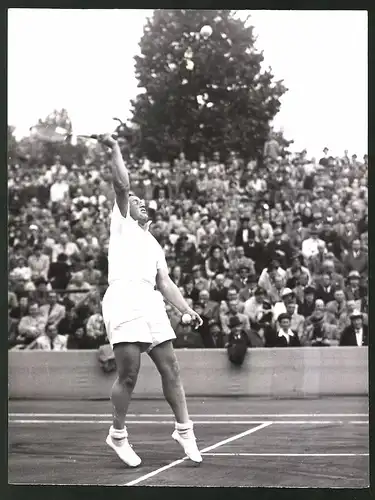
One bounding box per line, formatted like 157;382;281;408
32;324;67;351
16;302;47;347
39;291;66;329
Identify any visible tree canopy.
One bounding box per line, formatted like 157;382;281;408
130;9;287;162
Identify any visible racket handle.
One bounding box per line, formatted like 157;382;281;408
90;133;118;140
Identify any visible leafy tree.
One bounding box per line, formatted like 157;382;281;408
131;9;287;162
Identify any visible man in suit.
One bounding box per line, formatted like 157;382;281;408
297;286;317;319
266;228;293;268
343;239;367;275
340;310;368;346
226;316;248;365
39;291;66;329
32;324;67;351
345;270;367;304
197;289;220;322
235;217;251;247
315;273;336;304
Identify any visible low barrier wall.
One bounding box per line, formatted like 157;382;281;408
8;347;368;399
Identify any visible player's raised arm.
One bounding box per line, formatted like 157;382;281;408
97;134;130;217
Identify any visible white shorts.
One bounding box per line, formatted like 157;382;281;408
102;281;176;353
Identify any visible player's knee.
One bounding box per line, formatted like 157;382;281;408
118;367;139;389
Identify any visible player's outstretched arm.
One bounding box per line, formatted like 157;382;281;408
156;267;203;328
97;134;130;217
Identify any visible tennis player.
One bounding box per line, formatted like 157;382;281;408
99;134;203;467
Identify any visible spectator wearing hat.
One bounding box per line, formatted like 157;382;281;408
272;313;301;347
303;302;338;346
220;298;250;342
226;315;249;365
27;244;50;281
343;239;367;276
339;310;368;346
298;285;317;318
345;270;367;304
340;299;368;329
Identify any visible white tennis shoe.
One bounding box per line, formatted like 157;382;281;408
106;427;141;467
172;421;202;463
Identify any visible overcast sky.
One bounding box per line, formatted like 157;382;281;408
8;9;367;157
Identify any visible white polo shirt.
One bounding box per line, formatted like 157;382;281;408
107;202;168;288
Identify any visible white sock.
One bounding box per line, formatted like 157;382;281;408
109;425;128;440
175;420;193;433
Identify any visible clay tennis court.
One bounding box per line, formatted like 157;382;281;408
8;396;368;487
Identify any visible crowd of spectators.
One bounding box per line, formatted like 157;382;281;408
8;135;368;351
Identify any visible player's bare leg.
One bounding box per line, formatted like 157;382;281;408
106;342;142;467
149;340;202;462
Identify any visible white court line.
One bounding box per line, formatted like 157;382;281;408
8;413;368;418
202;453;369;457
8;419;369;425
124;422;272;486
